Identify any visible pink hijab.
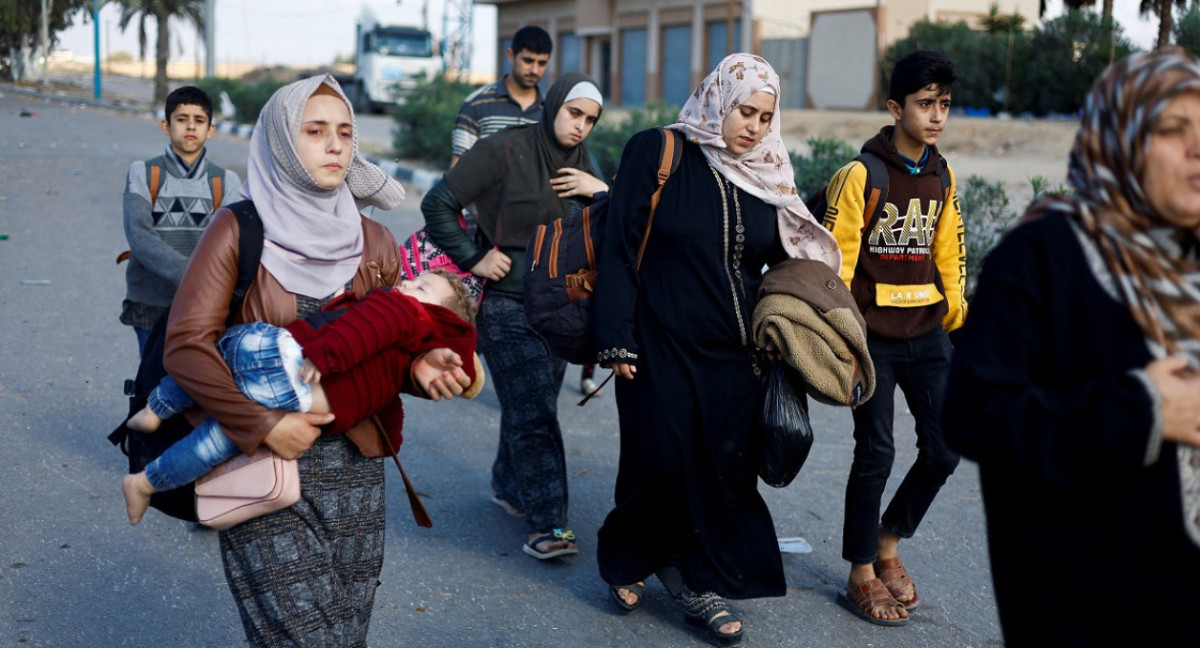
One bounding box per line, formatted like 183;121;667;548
668;53;840;270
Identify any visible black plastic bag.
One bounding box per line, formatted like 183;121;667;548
758;359;814;488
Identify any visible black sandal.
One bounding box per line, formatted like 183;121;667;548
609;582;645;612
680;590;744;646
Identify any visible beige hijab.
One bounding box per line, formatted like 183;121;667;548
668;53;840;271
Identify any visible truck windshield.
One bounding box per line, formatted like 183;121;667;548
373;31;433;57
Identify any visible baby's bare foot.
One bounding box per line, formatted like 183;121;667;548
126;407;162;433
122;473;156;525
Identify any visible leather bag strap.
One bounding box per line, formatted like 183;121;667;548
375;416;433;528
634;128;683;269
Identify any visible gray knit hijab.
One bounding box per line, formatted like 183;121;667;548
241;74;405;298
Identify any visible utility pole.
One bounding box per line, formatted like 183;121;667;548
204;0;215;78
94;0;102;98
442;0;474;80
40;0;49;85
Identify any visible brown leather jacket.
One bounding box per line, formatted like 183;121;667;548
164;207;401;457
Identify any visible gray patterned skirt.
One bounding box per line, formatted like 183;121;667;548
219;434;385;647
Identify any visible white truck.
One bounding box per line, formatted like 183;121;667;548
342;4;443;113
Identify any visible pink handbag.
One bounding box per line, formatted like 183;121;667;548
194;447;299;530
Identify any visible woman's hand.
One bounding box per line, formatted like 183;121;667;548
762;339;781;362
263;411;333;459
551;168;609;199
413;348;471;401
1147;355;1200;448
610;361;637;381
470;249;511;281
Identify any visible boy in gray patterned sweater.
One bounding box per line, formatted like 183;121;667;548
120;86;241;355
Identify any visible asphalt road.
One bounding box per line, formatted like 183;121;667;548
0;88;1004;648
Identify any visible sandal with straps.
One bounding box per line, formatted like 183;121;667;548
609;581;645;612
838;578;909;627
875;556;921;610
680;590;744;646
522;528;578;560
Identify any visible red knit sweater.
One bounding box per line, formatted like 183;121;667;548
283;288;477;440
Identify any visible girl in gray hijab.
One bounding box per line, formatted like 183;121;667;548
163;74;466;647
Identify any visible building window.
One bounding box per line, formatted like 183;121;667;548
661;24;692;107
559;32;581;76
621;27;647;107
706;19;742;72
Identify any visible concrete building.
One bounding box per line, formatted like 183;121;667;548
479;0;1040;108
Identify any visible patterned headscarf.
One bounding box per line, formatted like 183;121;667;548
241;74;405;298
668;53;840;270
1033;47;1200;548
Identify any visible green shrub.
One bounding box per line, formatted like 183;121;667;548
958;175;1014;296
587;101;680;179
391;74;477;169
194;76;287;125
790;136;859;199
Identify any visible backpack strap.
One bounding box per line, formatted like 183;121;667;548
856;151;890;226
144;155;167;208
207;162;226;209
935;154;952;217
858;151;952;223
634;128;684;269
224;200;264;327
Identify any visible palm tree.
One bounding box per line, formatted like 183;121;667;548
1141;0;1189;47
115;0;205;106
1055;0;1114;23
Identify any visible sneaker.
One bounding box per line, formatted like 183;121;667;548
580;377;602;397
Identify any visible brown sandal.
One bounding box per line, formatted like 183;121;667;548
837;579;909;627
874;557;921;610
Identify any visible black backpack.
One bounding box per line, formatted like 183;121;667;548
523;128;683;367
107;201;263;522
805;150;951;228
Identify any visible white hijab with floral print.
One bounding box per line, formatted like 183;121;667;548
668;53;840;270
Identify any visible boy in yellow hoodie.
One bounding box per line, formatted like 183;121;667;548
820;50;966;627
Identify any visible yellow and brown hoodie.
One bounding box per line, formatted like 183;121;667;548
821;126;967;340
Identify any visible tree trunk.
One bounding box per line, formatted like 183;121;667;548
154;8;170;106
1157;0;1173;48
1103;0;1114;22
14;42;35;82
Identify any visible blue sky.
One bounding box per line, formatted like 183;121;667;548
56;0;1157;73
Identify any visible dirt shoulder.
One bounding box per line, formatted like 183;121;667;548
778;108;1080;205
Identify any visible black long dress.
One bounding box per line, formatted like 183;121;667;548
943;212;1200;646
594;129;786;599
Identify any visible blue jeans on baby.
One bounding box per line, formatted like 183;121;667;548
143;322;310;492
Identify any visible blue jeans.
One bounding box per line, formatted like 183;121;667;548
842;327;961;565
143;322;310;491
477;293;568;533
134;326;152;357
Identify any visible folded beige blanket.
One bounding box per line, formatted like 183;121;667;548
753;259;874;407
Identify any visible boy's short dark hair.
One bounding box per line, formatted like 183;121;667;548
428;268;479;325
511;26;552;56
165;86;214;121
888;50;958;105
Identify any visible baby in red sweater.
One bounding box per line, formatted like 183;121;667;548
122;269;480;525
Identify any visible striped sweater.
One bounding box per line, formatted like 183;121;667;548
451;76;543;158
